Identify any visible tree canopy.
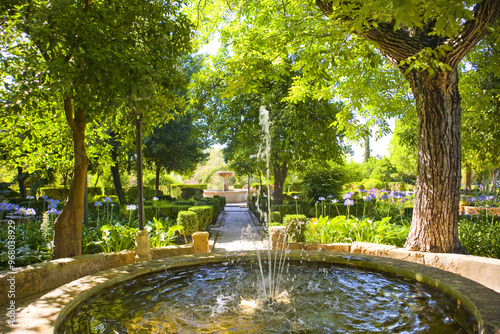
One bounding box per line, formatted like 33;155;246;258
1;0;193;258
189;0;500;253
190;55;347;204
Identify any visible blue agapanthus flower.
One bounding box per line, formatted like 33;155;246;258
344;199;354;206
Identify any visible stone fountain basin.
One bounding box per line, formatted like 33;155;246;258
6;251;500;333
215;171;235;178
204;188;248;203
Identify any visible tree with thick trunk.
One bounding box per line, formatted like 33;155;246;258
53;97;88;258
316;0;500;253
272;158;288;205
2;0;192;259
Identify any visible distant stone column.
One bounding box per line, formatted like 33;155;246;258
192;232;209;254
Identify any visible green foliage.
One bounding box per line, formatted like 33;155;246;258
125;187;163;203
188;206;213;229
270;211;281;224
273;205;293;219
172;200;197;206
87;187;103;199
459;215;500;258
94;223;136;253
0;182;19;199
305;216;409;247
144;110;209;177
39;188;70;201
148;218;185;248
177;211;200;236
180;187;204;200
359;179;387;191
300;164;349;201
283;214;307;242
369;158;399;182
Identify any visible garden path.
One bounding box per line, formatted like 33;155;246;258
211;204;267;252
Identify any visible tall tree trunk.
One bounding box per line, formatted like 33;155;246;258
110;132;125;204
93;172;100;187
155;164;161;192
316;0;500;254
272;158;288;206
363;134;370;163
53;97;88;259
404;70;465;253
17;167;27;199
465;163;472;196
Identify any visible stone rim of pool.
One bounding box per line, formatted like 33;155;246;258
7;250;500;333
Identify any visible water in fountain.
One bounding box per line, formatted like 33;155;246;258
253;105;291;301
58;260;477;333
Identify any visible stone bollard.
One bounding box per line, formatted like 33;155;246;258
135;229;152;262
192;232;210;254
270;226;287;250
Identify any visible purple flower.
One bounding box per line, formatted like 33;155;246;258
103;197;113;203
126;204;137;211
94;201;103;207
293;195;299;200
318;197;325;201
331;199;339;204
48;208;61;215
152;197;159;201
344;199;354;206
343;192;353;200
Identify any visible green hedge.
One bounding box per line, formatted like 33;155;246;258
270;211;281;224
180;187;204;200
177;211;200;235
125;187;163;203
40;188;69;201
273;204;293;218
172;184;208;190
189;206;213;230
173;200;197;206
283;214;307;242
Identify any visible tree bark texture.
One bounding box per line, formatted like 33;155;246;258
404;70;464;253
17;167;27;199
315;0;500;253
52;97;88;259
273;158;288;206
110;133;126;204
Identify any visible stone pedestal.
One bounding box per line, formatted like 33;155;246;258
270;226;287;250
192;232;209;254
134;229;152;262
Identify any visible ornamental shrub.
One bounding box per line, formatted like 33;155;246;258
273;205;293;218
283;214;307;242
177;211;200;236
300;165;348;201
40;187;70;201
189;206;213;229
180;187;204;200
270;211;281;224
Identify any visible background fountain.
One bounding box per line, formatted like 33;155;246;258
203;171;248;203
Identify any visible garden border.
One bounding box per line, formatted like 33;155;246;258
4;251;500;333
